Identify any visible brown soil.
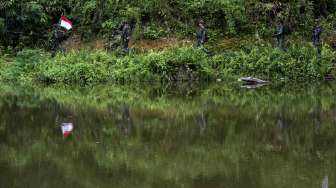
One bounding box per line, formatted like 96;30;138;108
130;38;193;50
62;35;194;51
62;33;336;52
63;35;106;51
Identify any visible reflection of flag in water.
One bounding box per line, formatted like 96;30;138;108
322;176;328;188
60;16;73;30
61;123;74;138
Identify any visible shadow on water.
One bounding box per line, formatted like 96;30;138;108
0;82;335;188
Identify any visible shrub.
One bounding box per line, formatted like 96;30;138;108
0;45;335;85
36;50;112;84
143;24;168;40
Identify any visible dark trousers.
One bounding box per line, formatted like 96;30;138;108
313;40;321;53
196;40;210;54
122;39;129;53
277;36;284;50
314;42;322;56
51;39;61;57
197;39;203;48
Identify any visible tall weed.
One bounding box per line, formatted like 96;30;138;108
0;45;335;85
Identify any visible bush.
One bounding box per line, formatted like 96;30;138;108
142;24;168;40
0;45;335;85
1;1;336;47
36;50;112;84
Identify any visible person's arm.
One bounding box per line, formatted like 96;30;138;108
54;30;60;39
319;27;322;35
277;25;284;35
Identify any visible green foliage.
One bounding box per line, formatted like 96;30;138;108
142;24;167;40
1;0;336;47
0;49;47;82
321;13;336;36
0;45;335;85
219;44;336;81
36;50;113;84
177;0;247;35
0;18;4;33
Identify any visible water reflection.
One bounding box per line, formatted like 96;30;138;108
276;111;285;130
312;101;322;132
241;83;270;89
197;112;208;135
322;176;328;188
55;109;75;138
0;83;335;188
61;122;74;138
118;105;133;136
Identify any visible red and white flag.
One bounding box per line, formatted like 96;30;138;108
60;16;73;30
61;123;74;138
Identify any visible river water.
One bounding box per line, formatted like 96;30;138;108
0;83;334;188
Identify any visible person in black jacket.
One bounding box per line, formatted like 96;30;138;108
312;20;322;54
275;20;285;50
51;25;61;57
121;21;130;53
50;19;73;57
196;20;209;53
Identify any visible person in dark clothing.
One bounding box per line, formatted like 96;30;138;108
51;25;62;57
196;20;209;54
312;20;322;54
121;21;130;53
275;20;285;50
196;20;206;47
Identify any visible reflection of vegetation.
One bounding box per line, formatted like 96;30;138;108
0;83;335;187
0;46;335;85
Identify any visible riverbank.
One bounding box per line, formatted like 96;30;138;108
0;43;335;85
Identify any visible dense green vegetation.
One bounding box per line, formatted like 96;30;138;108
1;1;336;84
0;83;335;187
1;1;336;186
1;0;336;48
0;44;335;84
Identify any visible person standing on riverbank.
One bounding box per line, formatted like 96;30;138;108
51;16;72;57
121;21;130;53
196;20;209;53
275;20;285;50
51;25;62;57
312;20;322;54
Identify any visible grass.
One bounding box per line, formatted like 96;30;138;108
0;43;335;85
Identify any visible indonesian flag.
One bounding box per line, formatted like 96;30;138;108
60;16;73;30
61;123;74;138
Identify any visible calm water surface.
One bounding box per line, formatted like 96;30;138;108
0;83;335;188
